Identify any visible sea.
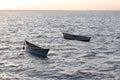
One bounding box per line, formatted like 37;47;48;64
0;10;120;80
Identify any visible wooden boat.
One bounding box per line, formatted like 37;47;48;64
24;40;49;58
63;33;91;42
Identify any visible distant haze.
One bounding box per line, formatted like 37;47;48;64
0;0;120;10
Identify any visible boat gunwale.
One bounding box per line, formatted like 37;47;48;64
25;40;49;53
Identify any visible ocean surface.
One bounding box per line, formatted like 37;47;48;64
0;11;120;80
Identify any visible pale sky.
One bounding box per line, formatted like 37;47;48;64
0;0;120;10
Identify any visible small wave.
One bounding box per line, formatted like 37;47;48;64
82;52;97;58
0;73;20;80
60;70;115;79
0;47;9;50
105;61;120;65
99;66;116;72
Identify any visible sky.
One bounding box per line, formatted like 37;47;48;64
0;0;120;10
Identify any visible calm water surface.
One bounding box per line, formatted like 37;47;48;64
0;11;120;80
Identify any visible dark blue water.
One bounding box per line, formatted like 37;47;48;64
0;11;120;80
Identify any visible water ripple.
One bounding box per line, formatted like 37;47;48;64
0;11;120;80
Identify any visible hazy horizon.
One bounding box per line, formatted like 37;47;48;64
0;9;120;11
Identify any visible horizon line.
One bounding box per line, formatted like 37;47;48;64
0;10;120;11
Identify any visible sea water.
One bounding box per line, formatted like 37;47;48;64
0;11;120;80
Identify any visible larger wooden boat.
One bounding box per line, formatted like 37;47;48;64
24;40;49;58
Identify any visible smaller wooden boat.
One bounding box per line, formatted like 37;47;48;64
63;33;91;42
23;40;49;58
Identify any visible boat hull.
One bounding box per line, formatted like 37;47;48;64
25;40;49;58
27;47;48;58
63;33;91;42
